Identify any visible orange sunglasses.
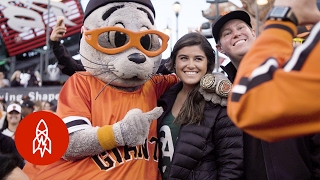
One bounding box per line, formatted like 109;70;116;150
82;26;169;57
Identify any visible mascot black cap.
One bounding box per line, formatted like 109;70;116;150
84;0;155;21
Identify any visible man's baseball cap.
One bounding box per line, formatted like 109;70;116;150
7;103;21;113
21;100;35;109
212;10;252;43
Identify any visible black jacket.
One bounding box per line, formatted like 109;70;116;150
221;62;320;180
157;82;244;180
0;133;25;168
50;40;85;76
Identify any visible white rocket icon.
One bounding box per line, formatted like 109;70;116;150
33;119;52;158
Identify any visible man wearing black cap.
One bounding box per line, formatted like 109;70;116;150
212;10;320;180
21;100;35;118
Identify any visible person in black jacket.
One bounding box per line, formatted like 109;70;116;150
0;153;28;180
49;18;85;76
213;10;320;180
157;32;243;180
0;133;25;169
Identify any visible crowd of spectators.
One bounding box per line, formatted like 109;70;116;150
0;97;57;132
0;70;42;88
0;96;56;178
0;65;64;88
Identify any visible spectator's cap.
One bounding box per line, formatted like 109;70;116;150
21;100;35;109
7;103;21;113
296;25;312;38
212;10;252;43
84;0;155;22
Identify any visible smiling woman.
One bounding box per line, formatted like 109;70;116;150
157;32;244;180
1;103;22;139
174;45;208;90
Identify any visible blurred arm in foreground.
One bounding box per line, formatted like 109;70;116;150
228;0;320;142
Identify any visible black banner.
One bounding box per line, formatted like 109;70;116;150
0;86;61;103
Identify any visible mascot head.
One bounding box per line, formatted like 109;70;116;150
80;0;169;90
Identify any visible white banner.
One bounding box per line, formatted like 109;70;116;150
0;86;61;103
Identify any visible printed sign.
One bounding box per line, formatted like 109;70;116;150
0;86;61;103
0;0;84;56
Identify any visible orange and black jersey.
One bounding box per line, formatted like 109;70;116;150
228;20;320;142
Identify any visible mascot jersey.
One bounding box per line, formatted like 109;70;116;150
24;72;178;180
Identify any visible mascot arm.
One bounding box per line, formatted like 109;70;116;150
63;126;105;161
63;124;121;161
198;72;232;107
102;107;163;147
61;79;162;160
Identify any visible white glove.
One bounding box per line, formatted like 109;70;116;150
199;72;232;106
113;107;163;147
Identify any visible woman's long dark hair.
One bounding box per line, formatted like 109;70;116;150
166;33;216;125
175;85;206;125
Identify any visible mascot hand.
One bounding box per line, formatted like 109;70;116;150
199;72;232;107
113;107;163;147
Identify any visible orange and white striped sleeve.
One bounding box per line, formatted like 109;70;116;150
228;20;320;142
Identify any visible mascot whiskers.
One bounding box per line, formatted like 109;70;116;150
23;0;178;179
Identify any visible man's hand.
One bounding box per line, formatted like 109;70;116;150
274;0;320;25
50;17;67;41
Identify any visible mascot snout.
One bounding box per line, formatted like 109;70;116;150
128;53;146;64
